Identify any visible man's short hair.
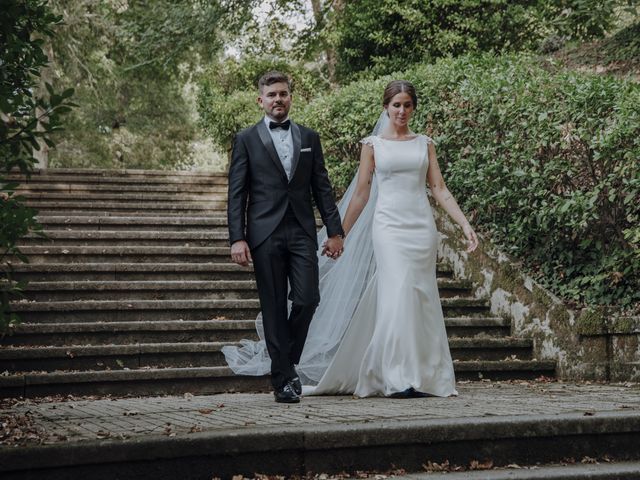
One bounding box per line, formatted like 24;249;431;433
258;71;292;93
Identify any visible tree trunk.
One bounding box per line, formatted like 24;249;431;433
323;0;346;86
33;40;55;169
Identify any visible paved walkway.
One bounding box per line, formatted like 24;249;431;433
2;379;639;447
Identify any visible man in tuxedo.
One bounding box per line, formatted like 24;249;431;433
227;71;344;403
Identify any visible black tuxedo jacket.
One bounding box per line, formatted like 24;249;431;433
227;119;343;249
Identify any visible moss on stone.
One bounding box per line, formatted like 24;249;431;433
576;307;607;335
610;316;640;335
532;285;553;310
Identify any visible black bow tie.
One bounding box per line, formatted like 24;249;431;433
269;119;290;130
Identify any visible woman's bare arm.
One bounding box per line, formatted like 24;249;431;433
426;142;478;252
342;143;376;237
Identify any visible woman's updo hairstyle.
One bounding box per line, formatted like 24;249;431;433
382;80;418;109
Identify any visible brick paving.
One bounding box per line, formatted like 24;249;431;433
2;380;639;447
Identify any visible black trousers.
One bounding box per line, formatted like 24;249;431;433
251;207;320;389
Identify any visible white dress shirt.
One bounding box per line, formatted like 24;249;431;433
264;116;294;180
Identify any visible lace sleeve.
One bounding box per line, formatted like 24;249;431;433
422;134;435;145
360;136;375;147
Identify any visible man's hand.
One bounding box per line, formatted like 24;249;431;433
322;235;344;259
230;240;252;266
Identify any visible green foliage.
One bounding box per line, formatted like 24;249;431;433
298;54;639;309
296;77;388;190
115;0;252;76
333;0;629;81
562;19;640;69
605;20;640;61
197;55;330;151
1;0;73;333
335;0;541;80
46;0;255;170
205;56;329;101
537;0;621;41
198;86;261;155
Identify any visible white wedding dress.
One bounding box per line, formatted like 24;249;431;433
306;134;457;397
222;133;458;398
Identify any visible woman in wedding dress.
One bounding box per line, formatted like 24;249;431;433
223;80;478;398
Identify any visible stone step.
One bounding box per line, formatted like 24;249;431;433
17;278;472;302
15;182;228;194
416;461;640;479
35;209;228;217
14;246;232;263
28;201;226;214
5;262;456;282
5;262;256;282
0;338;532;373
9;297;490;323
20;192;227;202
6;173;228;186
0;360;556;398
9;299;262;322
34;215;229;231
22;167;227;178
2;317;510;346
20;280;259;301
32;215;325;230
18;230;232;247
2;320;258;346
0;400;636;479
445;316;513;337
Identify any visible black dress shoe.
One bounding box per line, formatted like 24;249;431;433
290;376;302;396
389;387;435;399
274;382;300;403
389;388;413;399
408;388;435;398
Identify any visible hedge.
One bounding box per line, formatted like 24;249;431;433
296;54;639;309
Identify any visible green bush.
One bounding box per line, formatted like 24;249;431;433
333;0;624;81
196;56;329;152
1;0;73;333
298;54;639;310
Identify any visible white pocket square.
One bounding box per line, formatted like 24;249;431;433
300;147;312;152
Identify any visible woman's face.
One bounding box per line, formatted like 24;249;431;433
385;92;415;128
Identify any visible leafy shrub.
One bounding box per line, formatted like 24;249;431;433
335;0;541;81
197;87;262;157
333;0;624;81
205;56;329;102
298;54;639;309
196;56;329;153
296;77;388;190
1;0;74;333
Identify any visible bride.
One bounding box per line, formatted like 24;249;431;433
223;80;478;398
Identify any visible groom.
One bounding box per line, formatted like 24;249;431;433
227;71;344;403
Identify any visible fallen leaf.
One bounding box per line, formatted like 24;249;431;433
469;459;494;470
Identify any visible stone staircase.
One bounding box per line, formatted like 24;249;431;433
0;168;556;398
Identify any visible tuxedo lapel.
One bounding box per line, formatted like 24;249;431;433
289;121;301;182
256;121;288;181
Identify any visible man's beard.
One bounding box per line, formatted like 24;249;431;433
271;104;288;120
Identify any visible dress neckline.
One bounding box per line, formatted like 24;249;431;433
377;134;420;142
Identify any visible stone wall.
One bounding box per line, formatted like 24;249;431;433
433;207;640;382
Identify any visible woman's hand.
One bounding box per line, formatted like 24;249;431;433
462;224;479;253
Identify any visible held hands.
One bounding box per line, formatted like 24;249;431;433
230;240;252;266
462;224;479;253
322;235;344;259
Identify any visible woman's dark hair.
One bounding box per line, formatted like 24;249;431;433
258;71;292;93
382;80;417;108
